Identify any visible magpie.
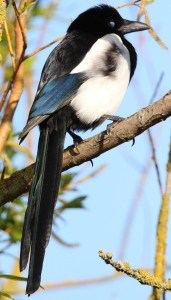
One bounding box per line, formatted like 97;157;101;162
19;4;149;295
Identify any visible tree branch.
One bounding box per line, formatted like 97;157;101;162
98;251;171;291
0;90;171;206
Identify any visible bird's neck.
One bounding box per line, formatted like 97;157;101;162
121;37;137;80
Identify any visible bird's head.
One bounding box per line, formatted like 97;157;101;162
67;4;150;38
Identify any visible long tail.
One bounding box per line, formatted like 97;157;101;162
20;119;66;295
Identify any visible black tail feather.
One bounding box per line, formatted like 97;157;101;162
20;119;66;295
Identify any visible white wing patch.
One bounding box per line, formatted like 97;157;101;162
70;34;131;124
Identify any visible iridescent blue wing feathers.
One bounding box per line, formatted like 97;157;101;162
19;73;85;141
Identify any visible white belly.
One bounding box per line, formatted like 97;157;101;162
70;33;131;124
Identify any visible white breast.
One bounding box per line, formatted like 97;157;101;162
70;34;131;124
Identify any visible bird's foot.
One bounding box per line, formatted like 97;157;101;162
102;115;135;146
67;129;93;166
102;115;124;134
67;129;83;146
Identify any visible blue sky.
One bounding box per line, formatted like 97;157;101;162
2;0;171;299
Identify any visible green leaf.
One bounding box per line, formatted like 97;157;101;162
146;0;154;4
20;2;36;14
0;275;44;290
59;196;87;210
52;231;79;248
59;172;77;194
0;291;14;300
0;274;27;282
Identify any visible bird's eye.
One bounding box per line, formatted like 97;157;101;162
108;20;115;27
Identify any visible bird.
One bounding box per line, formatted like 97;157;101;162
19;4;149;295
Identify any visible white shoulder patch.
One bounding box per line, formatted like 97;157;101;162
70;34;131;124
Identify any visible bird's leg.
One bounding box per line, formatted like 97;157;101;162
102;114;135;146
67;129;83;146
67;129;93;167
102;115;124;134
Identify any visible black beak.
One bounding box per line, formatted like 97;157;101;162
117;19;150;34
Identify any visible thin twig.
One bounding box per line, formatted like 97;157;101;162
137;0;147;21
135;4;168;50
147;129;163;196
0;0;6;45
0;152;13;174
23;35;64;61
4;20;15;69
0;61;21;111
51;231;79;248
12;0;27;48
115;0;140;10
147;73;164;197
0;1;27;112
35;0;56;48
1;159;6;180
98;251;171;291
166;142;171;195
73;165;106;186
149;73;164;104
0;242;12;254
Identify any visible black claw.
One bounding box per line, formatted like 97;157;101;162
89;159;93;167
131;138;135;146
106;123;112;135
